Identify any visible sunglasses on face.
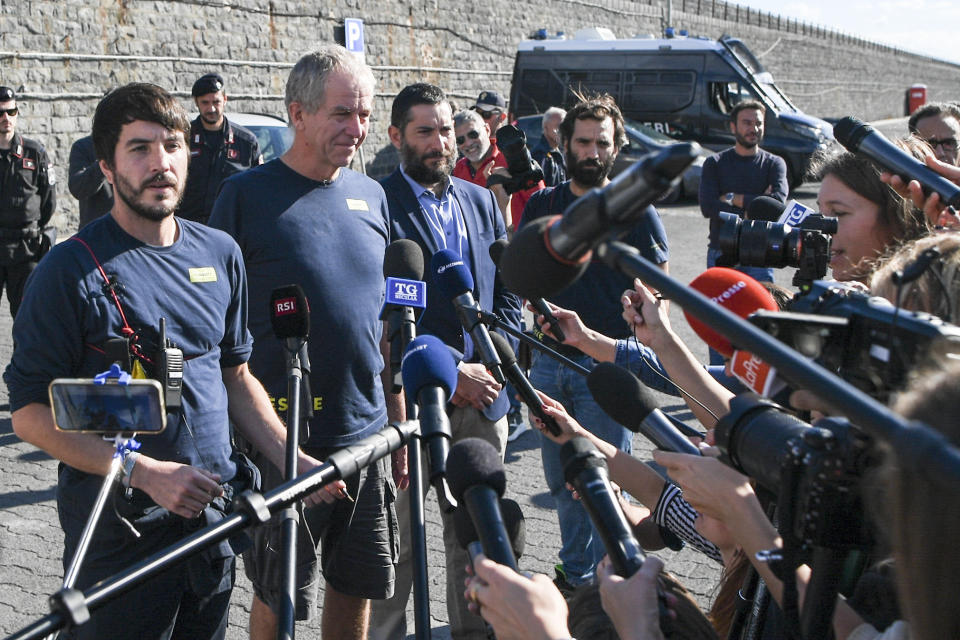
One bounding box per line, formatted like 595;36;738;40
927;136;959;151
0;107;18;117
456;130;482;145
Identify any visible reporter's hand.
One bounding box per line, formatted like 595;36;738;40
597;555;670;640
131;457;223;519
652;450;754;524
531;390;582;442
621;278;672;348
451;363;502;410
880;155;960;227
527;301;586;346
465;554;570;640
297;452;349;507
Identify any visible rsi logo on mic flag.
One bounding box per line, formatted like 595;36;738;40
777;200;816;227
274;297;298;317
386;277;426;308
730;350;786;397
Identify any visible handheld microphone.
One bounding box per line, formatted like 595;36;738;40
454;496;526;564
382;239;427;393
489;239;565;343
729;349;787;397
587;362;701;455
684;268;778;358
401;335;459;494
499;143;700;300
560;436;646;577
489;332;562;436
745;195;786;222
431;249;505;384
270;284;310;344
446;438;518;571
833;116;960;208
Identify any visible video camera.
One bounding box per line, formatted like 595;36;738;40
716;209;837;292
748;280;960;402
487;124;544;195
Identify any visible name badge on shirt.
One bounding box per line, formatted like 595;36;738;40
346;198;369;211
189;267;218;283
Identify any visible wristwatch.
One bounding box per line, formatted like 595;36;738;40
723;192;735;205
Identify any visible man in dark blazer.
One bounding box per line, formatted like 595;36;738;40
369;83;523;640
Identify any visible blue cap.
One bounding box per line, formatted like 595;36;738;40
401;335;459;398
431;248;474;302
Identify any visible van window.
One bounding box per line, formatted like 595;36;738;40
623;70;696;113
708;81;753;114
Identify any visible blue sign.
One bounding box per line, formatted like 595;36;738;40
345;18;365;58
778;199;815;227
386;277;426;309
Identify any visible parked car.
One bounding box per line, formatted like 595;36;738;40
514;114;709;203
223;112;293;163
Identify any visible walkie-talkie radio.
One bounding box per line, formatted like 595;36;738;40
156;317;183;410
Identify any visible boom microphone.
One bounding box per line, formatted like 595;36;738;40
453;496;526;562
560;436;646;577
446;438;518;571
587;362;701;455
500;143;700;300
401;335;459;490
833;116;960;208
489;238;565;342
382;239;427;393
489;332;562;436
684;268;778;358
431;249;505;384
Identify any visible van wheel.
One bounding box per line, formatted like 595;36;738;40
657;183;682;204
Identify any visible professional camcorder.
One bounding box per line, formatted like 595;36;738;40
747;280;960;402
487;124;544;194
716;211;837;291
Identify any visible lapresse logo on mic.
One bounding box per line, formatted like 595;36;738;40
274;296;298;316
777;200;816;227
386;277;427;308
730;350;786;397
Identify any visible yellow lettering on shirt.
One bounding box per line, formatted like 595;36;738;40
189;267;218;283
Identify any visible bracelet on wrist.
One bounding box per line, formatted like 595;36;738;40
121;451;140;489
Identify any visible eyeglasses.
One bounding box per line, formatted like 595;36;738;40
0;107;18;117
474;109;498;120
456;130;482;145
926;137;959;152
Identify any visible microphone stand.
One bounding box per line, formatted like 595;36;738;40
279;337;305;640
478;311;590;376
398;315;434;640
7;422;418;640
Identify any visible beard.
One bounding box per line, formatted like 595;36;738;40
113;170;183;222
735;130;761;149
566;148;615;188
402;143;454;185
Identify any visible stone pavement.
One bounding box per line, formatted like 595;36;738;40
0;193;827;638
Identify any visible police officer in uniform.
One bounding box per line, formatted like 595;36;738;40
0;86;55;318
179;73;261;224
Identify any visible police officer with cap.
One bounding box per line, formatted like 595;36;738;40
180;73;261;224
0;86;55;318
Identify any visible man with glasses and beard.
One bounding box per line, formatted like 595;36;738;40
369;82;522;640
6;82;327;640
516;93;670;596
699;99;787;284
0;85;55;318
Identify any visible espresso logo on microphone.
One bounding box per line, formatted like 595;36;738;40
711;280;746;304
386;277;426;308
274;296;298;316
436;259;465;275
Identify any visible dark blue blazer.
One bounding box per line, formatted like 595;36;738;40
381;168;523;420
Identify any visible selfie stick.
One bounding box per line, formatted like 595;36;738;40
55;365;157;632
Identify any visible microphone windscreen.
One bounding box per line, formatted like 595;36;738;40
431;248;475;301
446;437;507;500
384;239;425;280
401;335;459;399
746;196;785;222
832;117;869;149
499;216;590;301
269;284;310;339
500;498;526;559
685;268;778;358
559;436;607;484
586;362;657;430
489;332;517;368
488;238;509;267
